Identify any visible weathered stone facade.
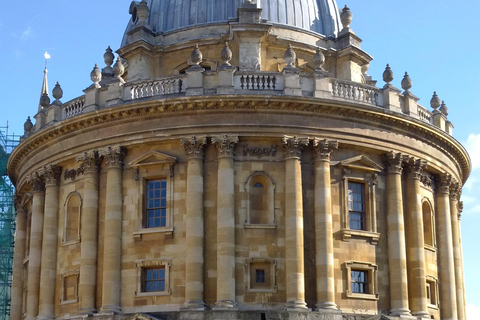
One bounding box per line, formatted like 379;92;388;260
8;1;469;320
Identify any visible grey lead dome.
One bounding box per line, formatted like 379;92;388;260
122;0;341;46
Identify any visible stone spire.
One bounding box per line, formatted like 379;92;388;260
38;67;49;112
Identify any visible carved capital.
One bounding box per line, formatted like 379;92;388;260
212;135;239;158
282;136;309;160
405;157;427;180
181;136;207;160
458;201;464;220
27;171;44;192
99;146;127;169
312;138;338;162
449;180;461;200
76;151;101;174
13;193;23;212
384;151;403;175
42;165;62;186
437;173;451;195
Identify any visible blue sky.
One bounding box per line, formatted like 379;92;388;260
1;0;479;317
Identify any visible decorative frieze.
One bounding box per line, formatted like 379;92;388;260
312;138;338;162
437;173;452;194
76;151;101;174
421;172;435;190
282;135;309;159
384;151;403;174
242;144;277;158
181;136;207;159
212;135;239;158
99;146;127;169
64;165;84;181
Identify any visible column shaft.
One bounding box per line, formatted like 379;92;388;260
436;174;457;320
385;152;410;316
405;159;428;317
450;193;465;320
10;204;27;320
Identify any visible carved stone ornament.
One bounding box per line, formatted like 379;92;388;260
76;151;101;174
113;58;126;84
401;72;412;93
437;173;452;194
64;164;85;181
282;136;309;160
384;151;403;174
28;171;44;192
181;136;207;159
458;201;464;220
313;47;326;71
313;138;338;162
42;165;63;186
99;146;127;169
212;135;239;158
383;64;394;84
104;46;114;68
340;5;352;29
449;180;461;200
430;91;441;111
242;144;277;158
90;64;102;89
405;157;427;180
283;44;297;71
220;42;233;68
189;44;204;71
440;101;449;116
421;172;435;190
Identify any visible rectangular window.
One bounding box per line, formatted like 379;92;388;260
246;259;277;293
348;182;365;230
351;270;368;294
146;179;167;228
143;267;166;292
60;271;79;304
256;269;265;283
426;278;438;306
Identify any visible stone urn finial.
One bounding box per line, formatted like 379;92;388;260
284;44;297;69
24;116;33;134
313;47;325;71
340;5;352;29
104;46;114;68
383;64;394;84
52;82;63;105
440;101;449;116
113;58;126;84
189;44;203;71
137;0;150;22
430;92;441;111
40;93;50;109
220;42;233;67
401;72;412;93
91;64;102;88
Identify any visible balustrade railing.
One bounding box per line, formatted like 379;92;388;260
234;73;283;91
127;76;185;100
63;97;85;119
331;79;379;106
417;104;432;123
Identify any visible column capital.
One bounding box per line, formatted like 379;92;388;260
76;151;101;174
449;180;461;200
282;135;309;160
99;146;126;169
312;138;338;162
27;171;45;192
405;157;427;180
436;173;451;194
181;136;207;160
384;151;403;175
212;135;239;158
458;201;463;220
41;165;62;187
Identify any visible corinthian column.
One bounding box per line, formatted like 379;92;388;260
181;137;207;310
25;173;45;320
450;182;465;320
457;201;466;320
212;135;239;309
99;147;126;315
38;165;62;320
435;174;458;320
384;152;410;316
312;138;338;310
77;151;101;315
10;197;27;320
405;158;428;318
282;136;309;311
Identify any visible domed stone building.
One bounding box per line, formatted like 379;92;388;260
7;1;469;320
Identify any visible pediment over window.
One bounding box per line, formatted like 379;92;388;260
128;151;177;168
335;155;383;172
126;313;163;320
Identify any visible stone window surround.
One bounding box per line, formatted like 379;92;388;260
345;261;378;300
243;171;277;229
60;270;79;305
135;259;171;297
426;275;439;309
62;191;82;246
422;197;437;252
245;258;277;293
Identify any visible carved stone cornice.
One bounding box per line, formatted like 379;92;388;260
312;138;338;162
405;157;427;180
282;136;309;160
27;171;44;193
181;136;207;160
42;165;63;187
384;151;403;175
76;151;102;174
449;180;461;201
212;135;239;158
99;146;127;169
437;173;452;195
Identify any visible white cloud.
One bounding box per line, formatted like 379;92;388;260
465;134;480;169
21;26;33;40
461;134;480;216
467;303;480;320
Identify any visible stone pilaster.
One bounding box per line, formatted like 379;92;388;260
25;173;45;320
405;157;429;318
212;135;239;309
77;151;101;315
38;165;62;320
436;173;457;320
10;197;27;320
312;138;338;310
282;136;309;311
450;182;465;320
181;137;207;310
384;152;410;316
99;146;126;315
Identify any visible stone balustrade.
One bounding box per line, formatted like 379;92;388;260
63;97;85;119
125;75;186;101
330;79;380;106
234;72;283;91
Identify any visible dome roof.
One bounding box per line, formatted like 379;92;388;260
122;0;341;46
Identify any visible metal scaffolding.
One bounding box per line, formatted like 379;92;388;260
0;124;20;320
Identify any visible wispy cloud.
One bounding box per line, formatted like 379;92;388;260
467;303;480;320
462;133;480;215
21;27;34;40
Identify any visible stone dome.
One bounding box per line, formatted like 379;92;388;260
122;0;341;46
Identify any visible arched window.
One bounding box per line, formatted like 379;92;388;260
245;172;275;227
422;200;435;247
64;193;81;243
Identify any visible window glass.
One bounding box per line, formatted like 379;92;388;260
144;267;165;292
351;270;368;294
66;195;80;242
348;182;365;230
146;179;167;228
